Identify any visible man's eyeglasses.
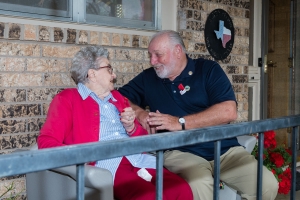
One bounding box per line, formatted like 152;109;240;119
97;64;113;74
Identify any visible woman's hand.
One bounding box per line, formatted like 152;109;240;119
120;107;136;134
129;103;156;134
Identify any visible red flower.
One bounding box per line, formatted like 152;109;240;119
251;130;292;195
270;152;284;168
285;149;292;155
283;168;291;179
264;130;276;148
278;175;291;194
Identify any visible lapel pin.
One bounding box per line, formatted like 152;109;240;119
178;83;187;95
185;85;190;91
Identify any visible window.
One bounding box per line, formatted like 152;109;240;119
0;0;159;30
86;0;156;29
0;0;71;19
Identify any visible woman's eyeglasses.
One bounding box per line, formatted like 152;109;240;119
87;64;114;78
97;64;113;74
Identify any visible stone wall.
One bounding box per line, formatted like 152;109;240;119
0;0;250;198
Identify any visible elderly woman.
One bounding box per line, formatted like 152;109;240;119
38;46;193;200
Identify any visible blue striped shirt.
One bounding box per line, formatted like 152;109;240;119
77;83;156;181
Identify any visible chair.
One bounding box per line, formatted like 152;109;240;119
26;136;256;200
26;144;114;200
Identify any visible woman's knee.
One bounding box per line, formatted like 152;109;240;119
162;168;193;200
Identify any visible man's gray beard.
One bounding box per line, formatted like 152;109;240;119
155;68;168;79
156;72;166;79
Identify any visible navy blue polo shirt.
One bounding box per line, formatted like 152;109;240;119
118;57;240;160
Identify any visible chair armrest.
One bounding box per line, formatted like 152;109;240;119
28;143;114;199
31;143;113;190
52;165;113;191
237;135;257;153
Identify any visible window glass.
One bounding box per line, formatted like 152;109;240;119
0;0;158;30
0;0;68;10
86;0;156;29
0;0;70;18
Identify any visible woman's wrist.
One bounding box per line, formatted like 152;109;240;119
127;124;136;135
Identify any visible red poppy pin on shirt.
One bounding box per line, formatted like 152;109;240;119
178;83;186;95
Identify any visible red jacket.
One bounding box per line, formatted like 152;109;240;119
38;88;147;149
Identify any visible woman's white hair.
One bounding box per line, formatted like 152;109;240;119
71;46;108;84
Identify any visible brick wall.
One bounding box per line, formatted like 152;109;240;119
177;0;250;122
0;0;250;198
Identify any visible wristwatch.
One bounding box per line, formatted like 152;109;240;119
178;117;185;130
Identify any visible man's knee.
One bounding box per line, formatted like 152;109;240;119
262;169;278;200
262;182;278;200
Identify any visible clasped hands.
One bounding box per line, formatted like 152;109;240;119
121;108;182;134
140;110;181;134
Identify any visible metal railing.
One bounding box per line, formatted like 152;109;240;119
0;115;300;200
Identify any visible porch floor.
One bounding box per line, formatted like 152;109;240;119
275;191;300;200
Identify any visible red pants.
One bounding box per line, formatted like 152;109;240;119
114;157;193;200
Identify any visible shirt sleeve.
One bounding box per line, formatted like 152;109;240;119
204;61;236;105
38;93;72;149
118;71;147;108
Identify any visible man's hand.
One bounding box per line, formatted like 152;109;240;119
129;100;237;133
147;110;181;132
128;102;156;134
